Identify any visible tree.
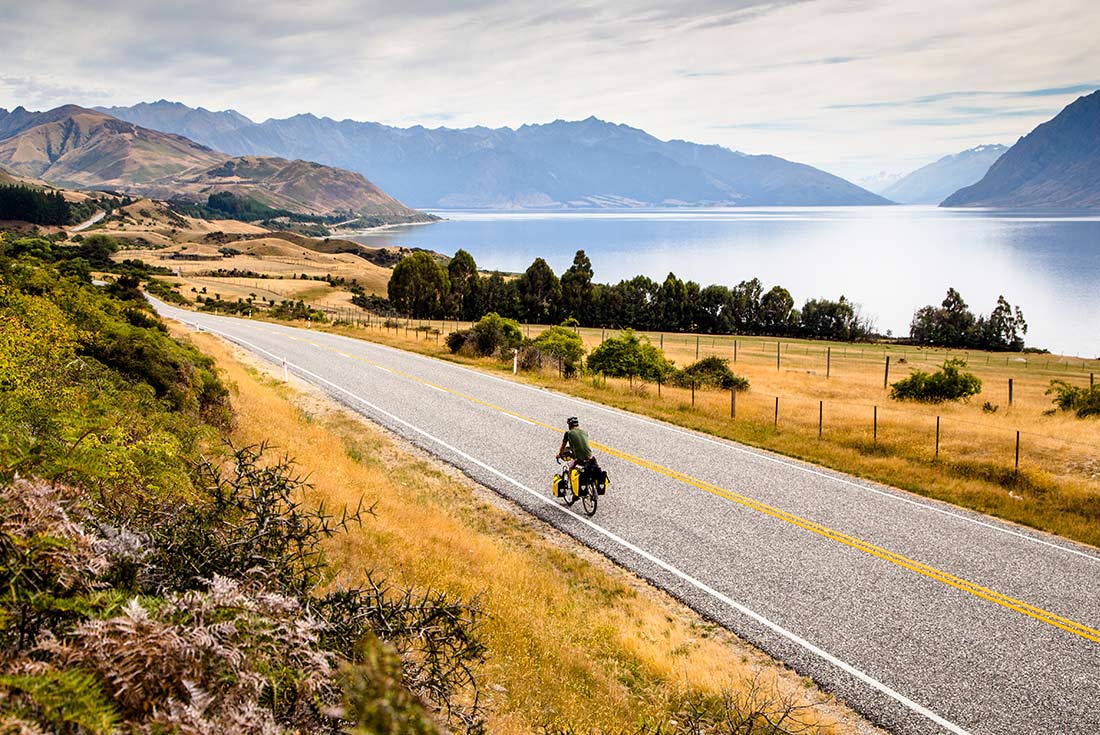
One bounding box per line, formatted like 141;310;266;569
730;278;763;333
979;295;1027;351
447;249;481;320
799;296;859;340
759;286;795;336
480;273;518;318
697;285;734;334
388;252;450;318
516;258;561;324
534;325;586;374
586;330;675;382
559;250;595;325
655;272;688;332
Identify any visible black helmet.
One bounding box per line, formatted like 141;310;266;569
566;416;579;428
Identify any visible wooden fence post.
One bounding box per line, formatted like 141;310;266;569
774;396;779;429
776;342;781;371
1009;378;1014;406
935;416;940;460
1015;430;1020;471
734;339;738;362
873;405;878;444
696;335;700;359
827;347;831;378
730;388;736;418
818;400;823;439
883;355;891;388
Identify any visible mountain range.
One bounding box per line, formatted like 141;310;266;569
877;145;1008;204
943;90;1100;208
98;101;890;208
0;105;430;221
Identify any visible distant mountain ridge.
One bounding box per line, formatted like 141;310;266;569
880;145;1007;204
0;105;431;221
942;90;1100;208
97;100;890;208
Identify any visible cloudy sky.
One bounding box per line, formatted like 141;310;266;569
2;0;1097;180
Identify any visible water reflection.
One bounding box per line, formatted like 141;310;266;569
351;206;1100;357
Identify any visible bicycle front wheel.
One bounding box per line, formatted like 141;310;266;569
562;472;576;506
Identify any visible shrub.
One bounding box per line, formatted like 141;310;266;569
889;358;982;403
445;328;471;353
673;356;749;391
533;325;586;375
586;330;675;382
462;312;524;357
1046;380;1100;418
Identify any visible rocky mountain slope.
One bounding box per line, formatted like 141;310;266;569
99;100;890;208
0;105;431;220
881;145;1007;204
942;91;1100;208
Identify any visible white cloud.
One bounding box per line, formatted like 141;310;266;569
1;0;1097;179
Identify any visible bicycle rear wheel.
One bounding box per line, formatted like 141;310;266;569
581;480;597;516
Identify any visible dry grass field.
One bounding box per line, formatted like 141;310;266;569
191;330;876;735
302;316;1100;548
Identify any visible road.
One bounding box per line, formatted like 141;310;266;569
157;302;1100;735
69;210;106;232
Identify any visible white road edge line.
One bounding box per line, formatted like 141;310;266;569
502;412;537;426
291;322;1099;564
193;321;973;735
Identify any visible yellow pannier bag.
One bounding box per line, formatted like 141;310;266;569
569;468;580;495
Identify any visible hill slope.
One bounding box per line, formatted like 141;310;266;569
0;106;431;220
99;101;889;208
0;105;226;188
881;145;1007;204
942;91;1100;208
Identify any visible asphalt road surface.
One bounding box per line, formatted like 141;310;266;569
158;302;1100;735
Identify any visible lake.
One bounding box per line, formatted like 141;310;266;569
350;206;1100;358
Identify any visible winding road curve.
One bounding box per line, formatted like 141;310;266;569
156;301;1100;735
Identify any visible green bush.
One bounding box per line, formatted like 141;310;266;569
673;356;749;391
1046;380;1100;418
889;358;982;403
445;328;471;353
586;330;675;382
533;325;586;375
451;312;524;357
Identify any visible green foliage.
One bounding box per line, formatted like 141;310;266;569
340;635;441;735
389;252;450;318
1046;380;1100;418
268;298;327;322
447;312;525;357
910;289;1027;350
0;185;70;226
447;249;482;320
674;356;750;391
143;277;188;305
137;444;366;596
586;330;675;382
516;257;561;324
533;325;586;371
0;669;121;733
890;359;983;403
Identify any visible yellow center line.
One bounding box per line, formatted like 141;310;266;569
272;328;1100;645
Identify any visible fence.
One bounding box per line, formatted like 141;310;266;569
252;301;1100;486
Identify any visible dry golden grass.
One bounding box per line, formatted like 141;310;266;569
188;329;872;735
303;317;1100;549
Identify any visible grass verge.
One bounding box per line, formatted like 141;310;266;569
304;320;1100;549
190;329;881;735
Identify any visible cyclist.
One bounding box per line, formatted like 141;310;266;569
556;416;594;471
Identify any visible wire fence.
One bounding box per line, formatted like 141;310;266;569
228;301;1099;486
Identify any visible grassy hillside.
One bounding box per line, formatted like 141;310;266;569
0;106;435;224
0;105;227;188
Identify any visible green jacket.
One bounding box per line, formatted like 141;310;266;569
563;428;593;460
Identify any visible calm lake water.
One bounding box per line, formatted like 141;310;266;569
350;206;1100;358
